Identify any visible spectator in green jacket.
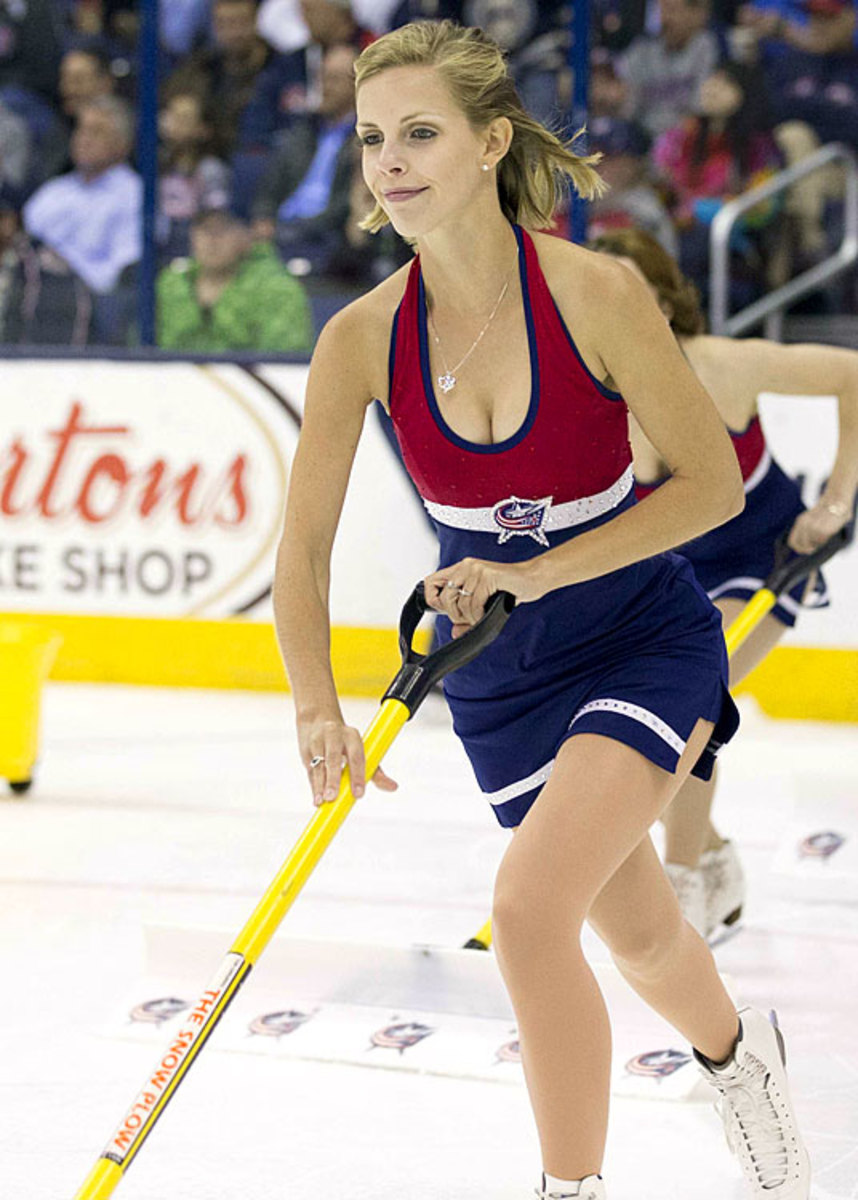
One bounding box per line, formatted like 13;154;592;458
157;205;314;352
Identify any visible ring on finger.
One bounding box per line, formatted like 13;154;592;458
308;755;324;769
457;586;473;596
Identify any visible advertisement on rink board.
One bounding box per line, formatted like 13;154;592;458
0;361;304;618
0;360;855;646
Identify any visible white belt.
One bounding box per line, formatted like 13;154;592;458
423;464;635;546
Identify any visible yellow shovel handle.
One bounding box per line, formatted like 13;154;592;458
73;698;409;1200
723;588;778;659
233;698;409;964
463;917;493;951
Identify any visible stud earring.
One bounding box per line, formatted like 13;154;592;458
481;163;490;171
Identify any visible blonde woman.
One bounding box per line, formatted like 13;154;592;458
591;226;858;939
274;21;811;1200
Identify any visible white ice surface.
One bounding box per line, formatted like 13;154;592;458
1;684;857;1200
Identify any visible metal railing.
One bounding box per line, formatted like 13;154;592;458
709;141;858;338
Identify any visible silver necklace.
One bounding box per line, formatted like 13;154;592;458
427;256;517;394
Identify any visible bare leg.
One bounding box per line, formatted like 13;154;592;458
588;834;738;1050
491;721;738;1181
662;598;787;866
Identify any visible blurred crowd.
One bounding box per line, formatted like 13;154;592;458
0;0;855;351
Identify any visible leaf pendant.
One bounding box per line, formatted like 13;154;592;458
438;373;457;394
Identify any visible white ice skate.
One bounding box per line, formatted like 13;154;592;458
535;1174;605;1199
701;840;745;935
665;861;707;936
695;1007;811;1200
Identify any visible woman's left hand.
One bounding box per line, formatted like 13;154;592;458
424;556;543;637
787;496;853;555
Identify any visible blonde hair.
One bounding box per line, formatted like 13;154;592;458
354;20;606;234
588;228;706;336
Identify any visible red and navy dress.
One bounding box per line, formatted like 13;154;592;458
636;416;829;627
388;225;739;828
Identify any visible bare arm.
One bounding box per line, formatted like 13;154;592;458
273;303;397;802
427;257;744;626
719;337;858;550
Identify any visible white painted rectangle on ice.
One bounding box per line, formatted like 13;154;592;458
99;927;733;1103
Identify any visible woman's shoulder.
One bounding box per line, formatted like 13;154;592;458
525;230;656;383
528;230;644;319
684;332;761;376
312;262;413;398
321;262;411;343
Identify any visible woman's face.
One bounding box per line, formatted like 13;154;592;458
699;71;743;120
356;65;495;239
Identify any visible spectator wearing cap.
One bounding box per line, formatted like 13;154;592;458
619;0;720;139
587;116;680;256
251;42;357;274
737;0;858;147
159;90;232;260
22;96;141;296
157;205;313;351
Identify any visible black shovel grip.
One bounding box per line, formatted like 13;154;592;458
383;583;516;715
767;519;853;597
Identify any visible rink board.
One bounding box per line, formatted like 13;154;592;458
103;926;738;1104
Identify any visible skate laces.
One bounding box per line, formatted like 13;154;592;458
712;1053;790;1188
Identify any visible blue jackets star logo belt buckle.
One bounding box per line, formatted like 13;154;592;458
492;495;553;546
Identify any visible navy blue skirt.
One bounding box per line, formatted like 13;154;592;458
435;506;739;828
681;456;829;628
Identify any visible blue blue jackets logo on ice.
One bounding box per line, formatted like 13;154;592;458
248;1009;315;1038
492;495;553;546
625;1048;692;1078
495;1035;521;1065
799;830;845;859
369;1020;435;1055
129;997;189;1025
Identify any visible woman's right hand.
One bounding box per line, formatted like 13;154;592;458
299;717;398;807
